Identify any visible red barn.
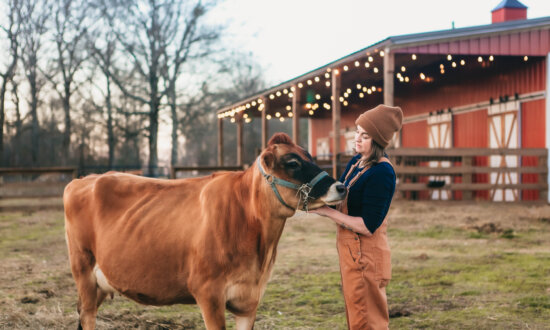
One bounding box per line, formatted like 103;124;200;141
216;0;550;202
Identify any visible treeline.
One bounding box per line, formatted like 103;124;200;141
0;0;265;175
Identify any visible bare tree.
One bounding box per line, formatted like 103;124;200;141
0;0;21;165
87;29;118;169
19;0;51;165
97;0;221;175
43;0;90;164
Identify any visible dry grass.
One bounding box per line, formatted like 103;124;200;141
1;201;550;329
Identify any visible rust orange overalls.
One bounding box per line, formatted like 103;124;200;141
336;158;393;330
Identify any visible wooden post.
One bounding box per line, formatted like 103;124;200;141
261;97;268;150
292;84;300;145
218;117;224;166
546;52;550;203
236;113;243;167
331;70;341;179
462;155;473;201
383;47;394;106
539;152;548;202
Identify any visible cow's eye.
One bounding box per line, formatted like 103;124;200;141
285;160;300;169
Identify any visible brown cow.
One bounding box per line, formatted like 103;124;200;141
64;133;346;330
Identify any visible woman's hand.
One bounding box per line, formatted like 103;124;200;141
309;205;333;217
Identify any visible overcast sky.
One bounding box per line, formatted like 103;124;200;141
209;0;550;85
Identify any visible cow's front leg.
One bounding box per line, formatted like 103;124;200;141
235;312;257;330
196;294;226;330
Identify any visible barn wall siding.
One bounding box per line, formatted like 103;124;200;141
521;99;546;200
395;59;546;117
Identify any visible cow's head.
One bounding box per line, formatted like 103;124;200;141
257;133;346;211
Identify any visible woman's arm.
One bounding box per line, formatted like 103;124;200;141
309;206;372;237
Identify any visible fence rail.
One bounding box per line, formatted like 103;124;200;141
316;148;548;202
388;148;548;202
170;165;245;179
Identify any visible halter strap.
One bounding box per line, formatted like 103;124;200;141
256;157;329;211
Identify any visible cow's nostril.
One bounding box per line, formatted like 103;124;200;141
336;184;347;195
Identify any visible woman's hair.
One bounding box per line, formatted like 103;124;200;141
358;139;385;168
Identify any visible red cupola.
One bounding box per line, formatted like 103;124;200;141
491;0;527;24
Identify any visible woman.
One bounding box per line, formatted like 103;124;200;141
310;104;403;330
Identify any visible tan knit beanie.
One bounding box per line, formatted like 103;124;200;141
355;104;403;148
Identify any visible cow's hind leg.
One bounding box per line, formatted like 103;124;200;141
68;248;99;330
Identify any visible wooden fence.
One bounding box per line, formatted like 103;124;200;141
316;148;548;202
0;167;77;200
170;165;245;179
389;148;548;202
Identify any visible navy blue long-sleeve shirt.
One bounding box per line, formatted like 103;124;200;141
339;154;396;234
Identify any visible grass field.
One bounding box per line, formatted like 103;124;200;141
1;200;550;329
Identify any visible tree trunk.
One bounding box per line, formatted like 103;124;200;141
30;77;39;166
0;79;7;166
106;77;115;169
62;83;71;164
169;86;178;167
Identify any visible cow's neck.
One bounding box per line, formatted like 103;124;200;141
240;167;296;270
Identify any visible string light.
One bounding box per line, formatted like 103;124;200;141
307;79;312;85
286;105;291;111
325;81;331;87
283;89;288;94
276;91;281;97
288;112;293;117
298;83;303;88
324;73;330;78
275;112;281;117
314;76;320;82
365;62;370;68
478;56;483;62
489;55;494;61
368;56;373;62
266;114;272;120
452;62;457;68
460;59;465;66
380;50;385;57
279;117;285;122
354;61;360;67
343;65;349;71
401;66;406;72
373;67;379;73
447;54;452;61
412;54;417;60
269;94;275;100
420;73;426;80
309;110;314;115
524;56;528;61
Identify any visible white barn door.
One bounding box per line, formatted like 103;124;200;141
428;112;452;200
488;102;519;201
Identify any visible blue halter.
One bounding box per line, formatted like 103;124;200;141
256;157;329;211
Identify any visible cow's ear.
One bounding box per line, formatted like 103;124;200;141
262;151;275;169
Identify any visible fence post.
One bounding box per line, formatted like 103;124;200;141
170;167;176;180
462;155;473;201
539;153;548;202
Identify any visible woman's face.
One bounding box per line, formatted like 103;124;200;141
354;125;372;155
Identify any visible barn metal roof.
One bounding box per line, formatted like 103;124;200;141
217;15;550;114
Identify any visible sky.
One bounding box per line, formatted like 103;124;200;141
209;0;550;85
